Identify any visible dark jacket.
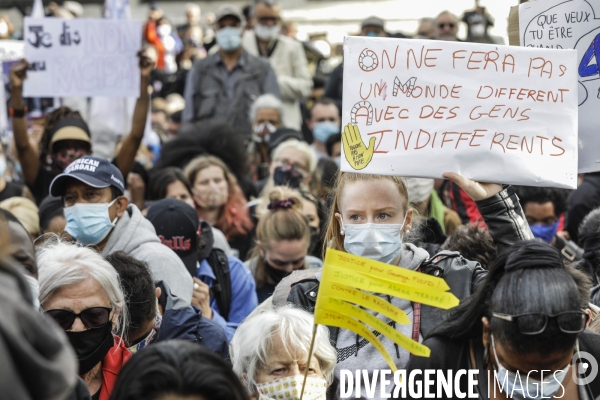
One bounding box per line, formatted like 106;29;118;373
182;49;280;137
324;62;343;116
403;331;600;399
566;172;600;244
0;257;78;400
155;281;229;360
286;186;532;343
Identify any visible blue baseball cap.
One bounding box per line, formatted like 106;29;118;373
49;156;125;197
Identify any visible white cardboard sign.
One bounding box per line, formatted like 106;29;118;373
22;17;141;97
340;36;578;189
519;0;600;173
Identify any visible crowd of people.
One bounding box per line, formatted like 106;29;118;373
2;0;600;399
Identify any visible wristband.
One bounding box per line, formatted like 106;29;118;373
9;107;27;118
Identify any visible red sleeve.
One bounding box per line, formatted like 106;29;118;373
144;20;165;71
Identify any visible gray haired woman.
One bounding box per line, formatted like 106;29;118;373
248;94;285;182
231;306;337;400
37;238;130;400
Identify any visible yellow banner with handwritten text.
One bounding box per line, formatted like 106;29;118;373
313;248;460;369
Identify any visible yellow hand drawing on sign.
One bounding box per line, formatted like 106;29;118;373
342;123;376;170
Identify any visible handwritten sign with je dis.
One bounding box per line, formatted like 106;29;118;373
313;249;459;372
519;0;600;173
340;36;578;189
23;17;142;97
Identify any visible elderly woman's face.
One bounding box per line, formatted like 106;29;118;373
254;108;281;137
255;336;324;384
43;278;113;332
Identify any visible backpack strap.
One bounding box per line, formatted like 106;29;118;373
207;248;232;320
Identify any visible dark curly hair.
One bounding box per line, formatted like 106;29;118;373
514;186;568;217
440;224;496;270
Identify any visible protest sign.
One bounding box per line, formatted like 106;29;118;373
0;40;24;64
312;249;459;372
0;41;24;135
22;17;141;97
519;0;600;173
340;36;578;189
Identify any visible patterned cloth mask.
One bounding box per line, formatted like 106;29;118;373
128;312;162;354
193;187;228;208
54;148;88;171
256;376;327;400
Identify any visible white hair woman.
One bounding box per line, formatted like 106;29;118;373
248;94;285;182
37;238;130;400
261;138;318;195
231;306;336;400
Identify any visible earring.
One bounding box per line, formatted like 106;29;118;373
340;230;345;236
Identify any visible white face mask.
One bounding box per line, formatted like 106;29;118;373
491;334;569;399
341;213;408;264
253;122;277;143
256;376;327;400
255;24;280;41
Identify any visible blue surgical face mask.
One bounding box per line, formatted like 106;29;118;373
313;121;340;143
341;214;407;264
491;334;568;399
64;198;119;246
216;27;242;52
530;220;559;243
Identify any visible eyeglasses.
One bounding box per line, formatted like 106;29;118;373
438;23;455;29
45;307;112;330
492;311;588;335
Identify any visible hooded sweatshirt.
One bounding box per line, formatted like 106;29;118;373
334;243;429;400
101;205;193;303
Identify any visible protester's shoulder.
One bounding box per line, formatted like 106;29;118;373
571;174;600;203
305;255;323;269
245;49;273;68
227;255;254;276
277;34;304;51
191;52;217;70
428;250;486;296
580;330;600;354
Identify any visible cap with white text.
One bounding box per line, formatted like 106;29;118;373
49;156;125;197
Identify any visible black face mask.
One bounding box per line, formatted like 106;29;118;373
273;165;304;188
264;261;294;284
66;323;114;375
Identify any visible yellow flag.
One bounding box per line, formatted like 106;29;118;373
313;248;460;368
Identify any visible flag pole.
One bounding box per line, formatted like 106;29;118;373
300;324;319;400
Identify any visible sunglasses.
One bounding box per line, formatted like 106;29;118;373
46;307;112;330
438;23;455;29
492;311;588;335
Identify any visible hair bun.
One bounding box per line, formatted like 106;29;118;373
505;241;563;272
267;198;294;210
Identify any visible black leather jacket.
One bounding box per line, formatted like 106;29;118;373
286;185;533;344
